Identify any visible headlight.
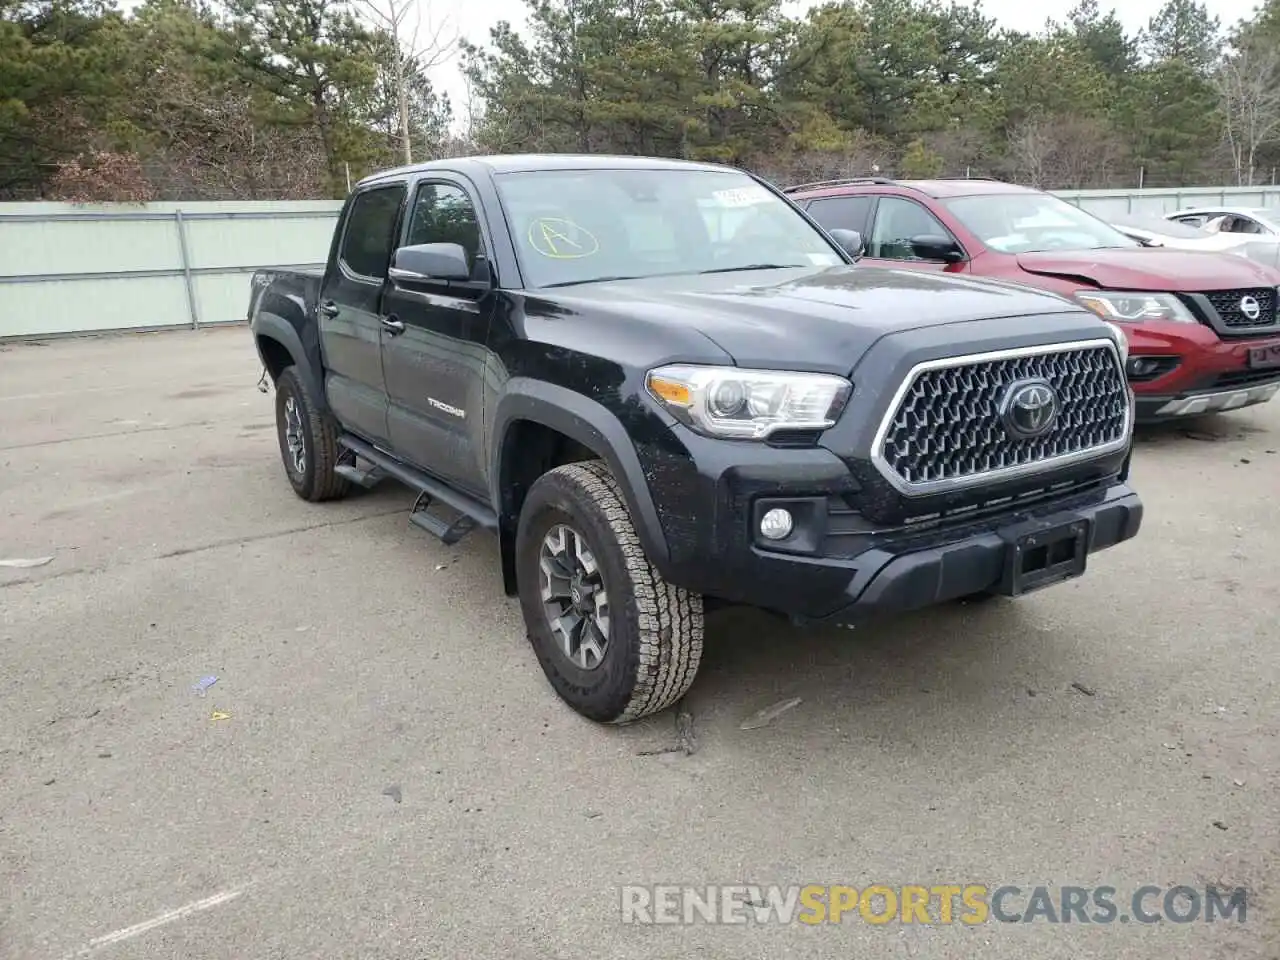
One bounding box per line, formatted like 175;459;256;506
1074;291;1197;324
1103;322;1129;365
645;364;852;440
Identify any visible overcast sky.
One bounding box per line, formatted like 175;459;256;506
420;0;1261;115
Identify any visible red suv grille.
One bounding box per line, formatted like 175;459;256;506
1203;288;1277;330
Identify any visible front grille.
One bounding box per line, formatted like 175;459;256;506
875;342;1129;492
1203;288;1277;329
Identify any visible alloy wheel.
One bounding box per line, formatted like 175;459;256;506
539;523;611;670
283;395;306;475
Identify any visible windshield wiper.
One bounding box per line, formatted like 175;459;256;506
540;275;645;288
697;263;807;274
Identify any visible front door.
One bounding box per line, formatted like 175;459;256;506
858;196;970;274
317;182;406;443
380;178;494;498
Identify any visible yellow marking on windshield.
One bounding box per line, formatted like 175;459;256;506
528;218;600;259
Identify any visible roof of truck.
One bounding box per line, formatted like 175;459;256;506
358;154;738;187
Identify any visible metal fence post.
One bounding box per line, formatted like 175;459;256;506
174;209;201;329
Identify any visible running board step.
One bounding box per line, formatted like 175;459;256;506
336;434;498;545
409;492;477;546
334;460;386;489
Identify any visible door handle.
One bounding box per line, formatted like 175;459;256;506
381;315;405;335
319;300;340;317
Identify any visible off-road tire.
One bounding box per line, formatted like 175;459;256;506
274;366;350;503
516;460;704;724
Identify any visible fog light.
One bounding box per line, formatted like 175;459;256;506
759;508;794;541
1127;357;1163;378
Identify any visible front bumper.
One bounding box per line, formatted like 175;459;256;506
639;427;1142;624
814;483;1142;624
1124;320;1280;420
1134;379;1280;420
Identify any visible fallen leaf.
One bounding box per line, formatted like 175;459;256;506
211;711;231;721
191;675;218;695
740;697;804;730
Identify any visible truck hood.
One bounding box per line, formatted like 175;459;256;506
538;265;1085;373
1016;248;1280;291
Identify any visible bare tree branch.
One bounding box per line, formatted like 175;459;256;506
1214;43;1280;186
355;0;461;162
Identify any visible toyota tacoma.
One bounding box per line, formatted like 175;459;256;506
248;154;1144;724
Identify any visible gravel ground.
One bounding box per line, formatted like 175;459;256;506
1;327;1277;960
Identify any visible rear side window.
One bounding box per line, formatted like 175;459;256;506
806;195;874;234
1222;215;1265;235
339;185;405;280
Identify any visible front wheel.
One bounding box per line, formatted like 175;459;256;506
515;460;704;724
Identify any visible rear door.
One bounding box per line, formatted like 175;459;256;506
858;195;971;273
380;177;495;498
317;182;407;443
803;195;876;238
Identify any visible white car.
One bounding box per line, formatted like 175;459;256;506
1119;209;1280;270
1165;205;1280;235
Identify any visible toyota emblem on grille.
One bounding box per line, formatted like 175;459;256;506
999;379;1059;439
1240;295;1261;320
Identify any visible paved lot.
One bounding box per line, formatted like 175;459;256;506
1;327;1278;960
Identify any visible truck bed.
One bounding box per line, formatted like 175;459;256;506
248;267;323;324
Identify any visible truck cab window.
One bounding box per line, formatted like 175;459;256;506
407;183;485;274
339;185;404;280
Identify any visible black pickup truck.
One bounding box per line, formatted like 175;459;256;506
248;154;1144;724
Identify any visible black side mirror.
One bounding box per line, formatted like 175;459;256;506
828;228;865;258
909;234;965;263
390;242;471;282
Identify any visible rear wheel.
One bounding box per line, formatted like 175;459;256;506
516;460;704;724
274;366;349;502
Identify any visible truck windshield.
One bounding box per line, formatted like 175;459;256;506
493;168;845;288
944;194;1141;254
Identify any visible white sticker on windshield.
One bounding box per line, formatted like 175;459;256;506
711;186;772;208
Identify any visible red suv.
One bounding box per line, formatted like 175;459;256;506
788;177;1280;422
